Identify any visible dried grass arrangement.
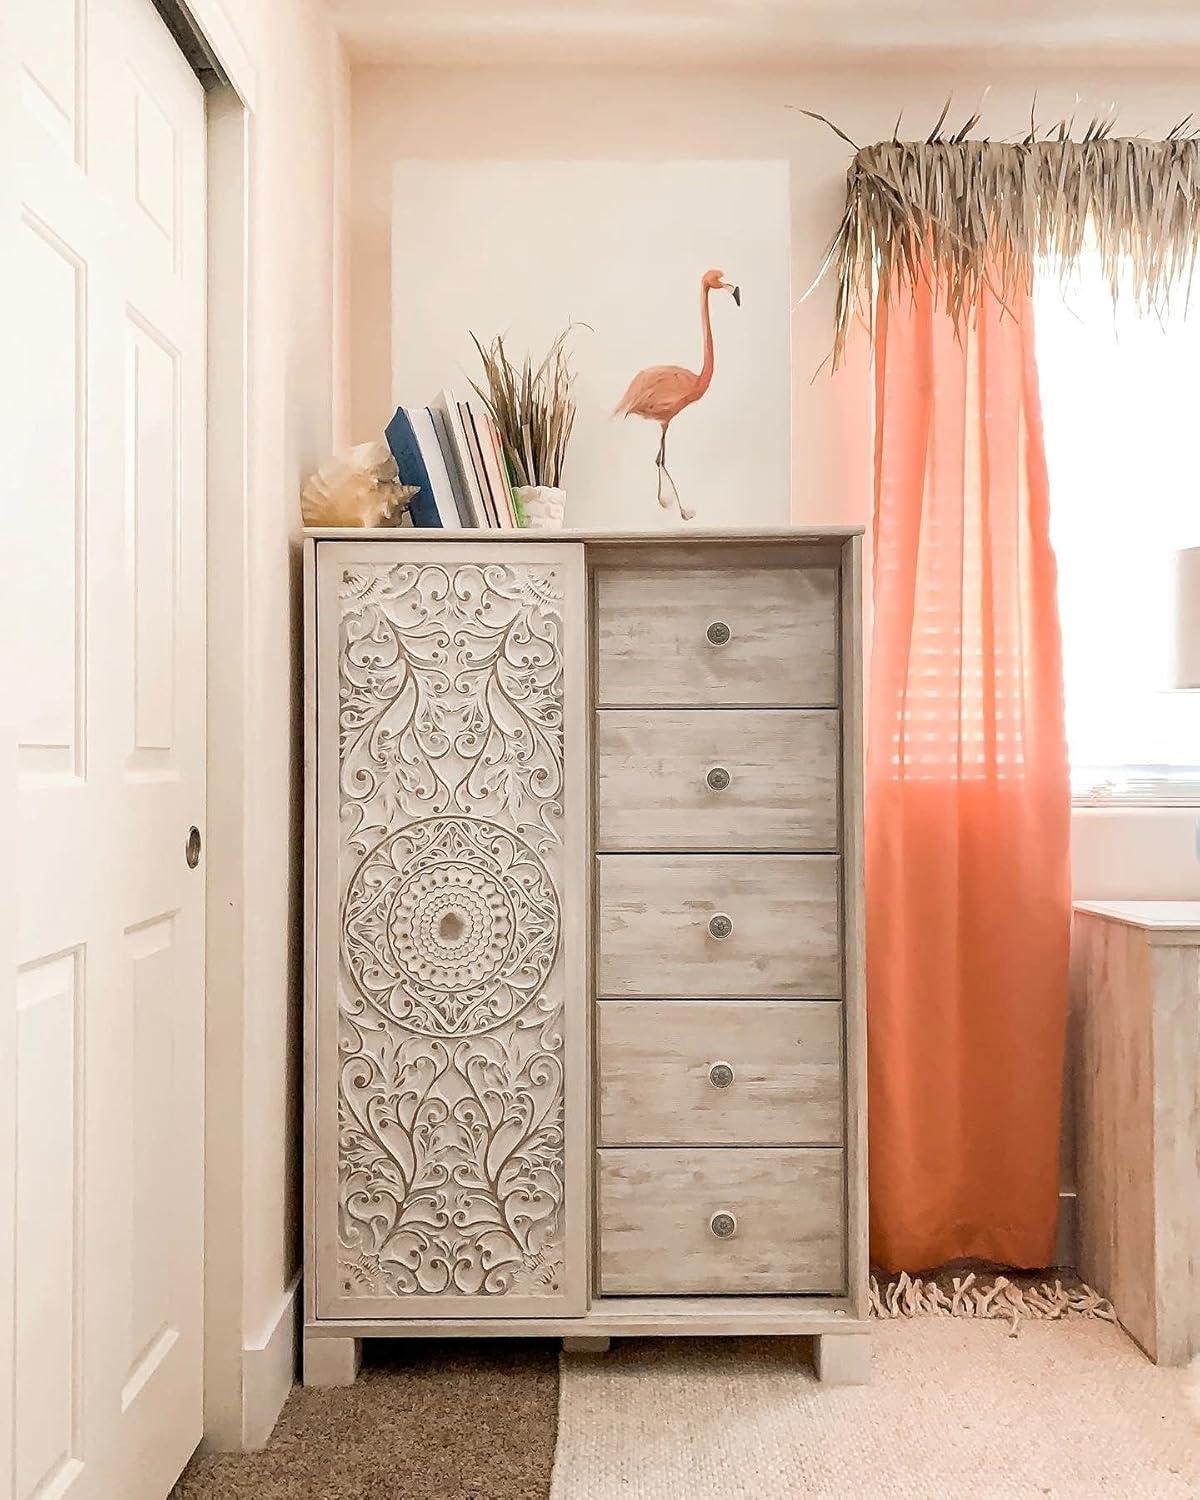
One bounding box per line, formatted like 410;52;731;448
801;104;1200;366
469;326;580;489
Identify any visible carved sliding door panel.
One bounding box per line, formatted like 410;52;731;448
312;542;587;1319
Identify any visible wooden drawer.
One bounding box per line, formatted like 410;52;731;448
596;709;839;852
595;565;838;708
598;1001;844;1147
597;1147;845;1294
598;854;841;998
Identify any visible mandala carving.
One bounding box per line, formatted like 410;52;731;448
342;815;560;1037
331;560;569;1302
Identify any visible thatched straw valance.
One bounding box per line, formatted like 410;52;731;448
823;133;1200;365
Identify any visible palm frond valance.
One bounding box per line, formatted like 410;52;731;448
823;130;1200;365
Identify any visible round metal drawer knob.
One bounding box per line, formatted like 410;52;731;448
710;1211;738;1240
706;620;732;647
706;765;731;792
708;1061;735;1089
708;913;733;941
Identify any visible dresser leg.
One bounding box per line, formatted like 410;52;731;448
303;1333;363;1388
563;1335;611;1355
813;1333;870;1385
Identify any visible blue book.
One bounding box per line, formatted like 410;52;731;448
384;406;441;528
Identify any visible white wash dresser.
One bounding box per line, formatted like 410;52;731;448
302;528;869;1386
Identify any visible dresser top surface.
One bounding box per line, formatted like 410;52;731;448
1075;900;1200;938
305;525;864;544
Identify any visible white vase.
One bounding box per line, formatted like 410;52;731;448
515;485;566;530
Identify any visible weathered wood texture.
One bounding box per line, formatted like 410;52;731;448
838;533;868;1319
302;1335;362;1389
596;709;840;851
562;1336;610;1355
1072;903;1200;1364
597;1147;845;1295
598;1000;844;1146
595;565;839;707
813;1332;871;1385
598;854;841;998
305;531;868;1364
304;1299;864;1339
306;526;862;543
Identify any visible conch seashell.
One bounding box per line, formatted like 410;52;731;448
301;441;417;527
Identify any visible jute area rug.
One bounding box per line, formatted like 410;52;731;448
551;1319;1200;1499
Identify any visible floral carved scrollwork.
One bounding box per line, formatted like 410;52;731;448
334;560;568;1301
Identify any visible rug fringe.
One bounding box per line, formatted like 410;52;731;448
869;1271;1117;1335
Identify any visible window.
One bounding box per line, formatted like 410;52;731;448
1034;259;1200;805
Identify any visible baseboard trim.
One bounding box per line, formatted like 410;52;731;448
241;1271;301;1449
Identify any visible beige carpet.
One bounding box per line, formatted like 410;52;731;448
551;1320;1200;1499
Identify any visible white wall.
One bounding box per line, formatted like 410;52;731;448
391;159;792;528
239;0;347;1370
193;0;349;1451
348;62;1200;901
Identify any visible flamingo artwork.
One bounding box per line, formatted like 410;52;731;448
614;267;740;521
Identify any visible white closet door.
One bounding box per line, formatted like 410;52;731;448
3;0;207;1496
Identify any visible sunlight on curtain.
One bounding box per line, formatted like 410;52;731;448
1034;260;1200;804
867;277;1070;1273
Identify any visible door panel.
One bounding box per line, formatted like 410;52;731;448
4;0;207;1495
313;542;589;1320
15;210;86;781
14;951;85;1500
17;0;84;160
124;913;179;1395
126;316;183;764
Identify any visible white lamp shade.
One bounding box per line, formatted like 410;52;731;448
1176;547;1200;690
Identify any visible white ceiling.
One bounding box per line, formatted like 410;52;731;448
328;0;1200;67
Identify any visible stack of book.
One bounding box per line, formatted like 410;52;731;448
384;391;523;529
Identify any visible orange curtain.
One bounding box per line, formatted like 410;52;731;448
866;273;1072;1273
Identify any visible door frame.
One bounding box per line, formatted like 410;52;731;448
149;0;261;1456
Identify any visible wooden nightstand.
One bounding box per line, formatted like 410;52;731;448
1072;901;1200;1364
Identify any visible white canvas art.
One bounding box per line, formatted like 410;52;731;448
391;160;791;529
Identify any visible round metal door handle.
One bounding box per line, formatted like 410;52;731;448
709;1211;738;1240
708;912;733;941
185;826;202;869
708;1061;735;1089
706;766;731;792
706;620;732;647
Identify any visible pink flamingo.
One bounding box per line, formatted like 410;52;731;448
615;268;740;521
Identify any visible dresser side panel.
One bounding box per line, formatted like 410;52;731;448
304;540;319;1322
1149;943;1200;1364
1073;913;1157;1355
838;534;868;1318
